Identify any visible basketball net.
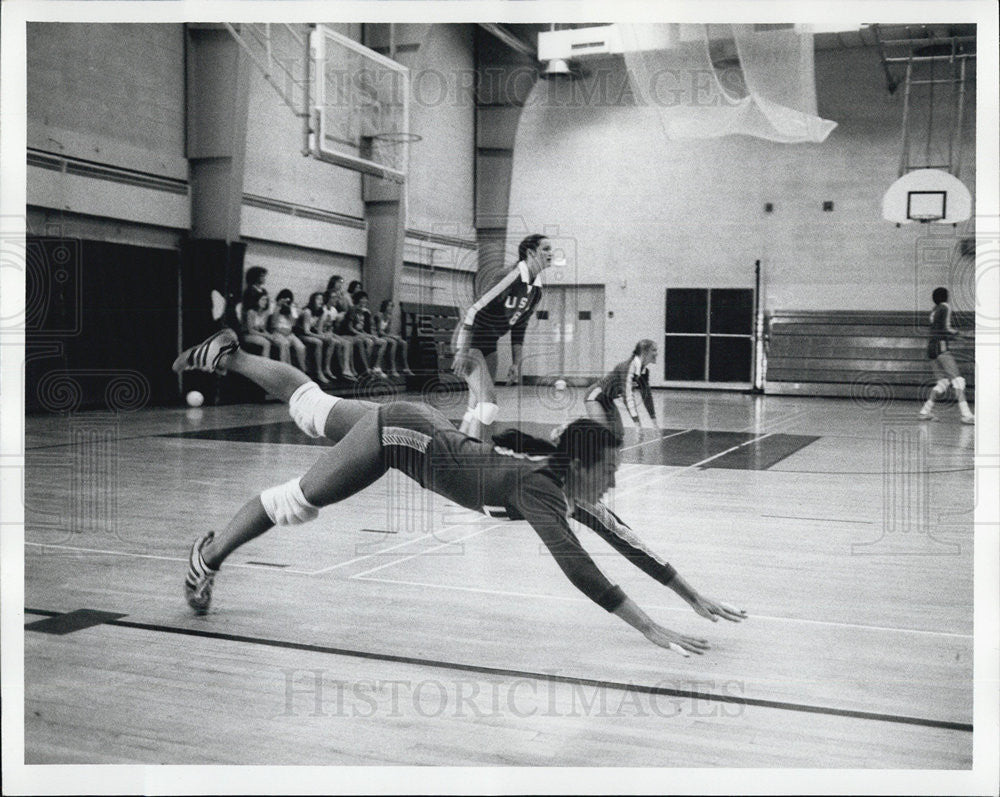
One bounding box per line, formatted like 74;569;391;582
620;24;837;143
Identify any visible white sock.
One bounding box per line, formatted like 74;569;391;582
921;387;946;414
459;409;475;434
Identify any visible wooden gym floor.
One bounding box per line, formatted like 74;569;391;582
21;385;975;769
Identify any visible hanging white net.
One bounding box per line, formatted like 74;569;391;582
620;24;837;143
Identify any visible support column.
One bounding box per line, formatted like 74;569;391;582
359;23;423;310
474;25;538;272
185;23;251;241
363;179;406;310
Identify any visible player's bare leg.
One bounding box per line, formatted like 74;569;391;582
175;328;378;610
458;348;497;439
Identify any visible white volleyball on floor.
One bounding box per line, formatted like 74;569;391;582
186;390;204;408
554;379;567;391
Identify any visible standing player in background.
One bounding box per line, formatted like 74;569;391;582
919;287;975;424
585;340;659;437
452;234;553;439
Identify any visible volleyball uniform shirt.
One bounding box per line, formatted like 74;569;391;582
461;261;543;350
927;302;958;359
589;356;656;421
376;401;677;612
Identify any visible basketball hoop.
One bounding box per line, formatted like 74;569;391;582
369;132;423;144
311;27;414;182
881;168;971;225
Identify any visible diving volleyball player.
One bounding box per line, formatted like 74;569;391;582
173;328;747;657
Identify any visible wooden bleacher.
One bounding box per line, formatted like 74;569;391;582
765;310;975;400
399;301;467;394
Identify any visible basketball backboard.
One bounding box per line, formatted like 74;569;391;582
310;26;414;183
882;168;971;224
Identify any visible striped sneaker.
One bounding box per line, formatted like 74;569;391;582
185;531;218;613
172;328;239;375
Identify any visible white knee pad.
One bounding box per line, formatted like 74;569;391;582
951;376;966;392
260;477;319;526
934;378;951;393
472;402;499;425
289;381;340;438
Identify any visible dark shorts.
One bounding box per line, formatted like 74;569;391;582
469;327;503;359
377;401;441;488
584;388;623;436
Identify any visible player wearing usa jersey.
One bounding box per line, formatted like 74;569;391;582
173;328;747;656
586;340;658;436
919;287;974;424
452;234;553;439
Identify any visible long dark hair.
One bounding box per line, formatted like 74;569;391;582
307;292;325;314
492;418;622;477
245;266;267;288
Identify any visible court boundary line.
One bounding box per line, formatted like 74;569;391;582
22;415;296;451
691;432;776;469
351;573;974;640
305;507;499;576
768;467;974;476
620;428;692;452
23;541;315;574
24;540;972;640
22;607;973;733
23;530;489;579
762;514;875;525
609;433;778;499
348;524;504;579
343;440;686;580
24;516;505;581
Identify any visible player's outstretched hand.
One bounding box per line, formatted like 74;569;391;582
451;350;473;378
642;623;710;657
688;594;748;623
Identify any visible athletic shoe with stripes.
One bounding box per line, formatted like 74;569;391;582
185;531;218;613
172;328;239;375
